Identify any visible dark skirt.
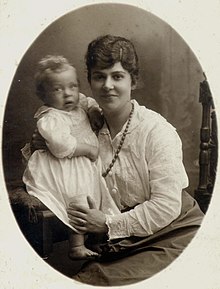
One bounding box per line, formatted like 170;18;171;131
73;191;204;286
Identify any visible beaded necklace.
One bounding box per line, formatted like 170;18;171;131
102;102;134;178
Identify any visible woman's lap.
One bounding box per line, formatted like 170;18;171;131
73;191;204;286
73;249;178;286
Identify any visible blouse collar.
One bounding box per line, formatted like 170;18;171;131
99;99;142;136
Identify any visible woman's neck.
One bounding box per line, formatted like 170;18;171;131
104;102;133;139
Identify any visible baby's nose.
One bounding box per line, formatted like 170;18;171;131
64;88;72;96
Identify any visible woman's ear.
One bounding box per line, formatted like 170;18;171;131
131;81;137;91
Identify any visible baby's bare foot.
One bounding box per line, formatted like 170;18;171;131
68;245;100;260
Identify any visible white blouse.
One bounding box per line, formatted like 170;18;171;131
99;100;189;240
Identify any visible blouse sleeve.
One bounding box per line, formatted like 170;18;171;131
105;120;188;240
37;114;77;158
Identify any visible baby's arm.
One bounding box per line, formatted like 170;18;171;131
37;114;98;161
37;119;76;158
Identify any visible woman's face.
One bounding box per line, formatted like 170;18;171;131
90;62;136;114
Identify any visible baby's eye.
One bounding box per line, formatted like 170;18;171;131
70;83;78;89
53;87;63;92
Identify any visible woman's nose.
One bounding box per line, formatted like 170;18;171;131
103;77;114;91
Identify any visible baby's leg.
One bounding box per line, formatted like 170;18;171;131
68;232;100;260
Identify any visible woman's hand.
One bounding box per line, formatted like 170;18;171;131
30;128;47;153
87;108;104;133
67;196;108;234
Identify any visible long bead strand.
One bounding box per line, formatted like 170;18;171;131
102;103;134;178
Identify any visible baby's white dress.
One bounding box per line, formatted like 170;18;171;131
23;95;119;231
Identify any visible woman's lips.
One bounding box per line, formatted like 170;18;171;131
101;94;117;98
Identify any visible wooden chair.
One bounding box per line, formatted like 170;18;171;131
194;75;218;213
8;75;218;258
8;183;69;258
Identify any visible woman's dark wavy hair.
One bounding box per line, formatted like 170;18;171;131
85;35;139;86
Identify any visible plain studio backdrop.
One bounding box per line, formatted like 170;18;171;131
3;3;203;196
0;1;220;289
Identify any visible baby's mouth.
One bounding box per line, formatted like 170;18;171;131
65;101;74;106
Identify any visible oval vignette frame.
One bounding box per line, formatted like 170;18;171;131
0;1;219;289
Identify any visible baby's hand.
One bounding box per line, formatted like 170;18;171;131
73;143;99;161
87;145;99;162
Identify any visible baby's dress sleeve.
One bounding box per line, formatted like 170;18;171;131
87;97;100;111
79;93;100;112
105;121;188;240
37;113;77;159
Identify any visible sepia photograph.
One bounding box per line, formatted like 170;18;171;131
0;1;220;288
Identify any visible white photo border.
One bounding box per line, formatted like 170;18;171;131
0;1;220;289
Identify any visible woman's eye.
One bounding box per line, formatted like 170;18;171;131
113;74;123;80
92;75;104;81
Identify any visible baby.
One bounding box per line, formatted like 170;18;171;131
22;55;119;259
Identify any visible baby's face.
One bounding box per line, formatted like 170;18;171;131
43;67;79;111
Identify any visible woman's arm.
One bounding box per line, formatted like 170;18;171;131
104;122;188;240
31;128;48;152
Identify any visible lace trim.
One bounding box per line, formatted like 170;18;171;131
105;214;131;240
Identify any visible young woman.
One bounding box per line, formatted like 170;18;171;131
32;35;204;285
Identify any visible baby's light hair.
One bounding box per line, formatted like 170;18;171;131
35;55;75;100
